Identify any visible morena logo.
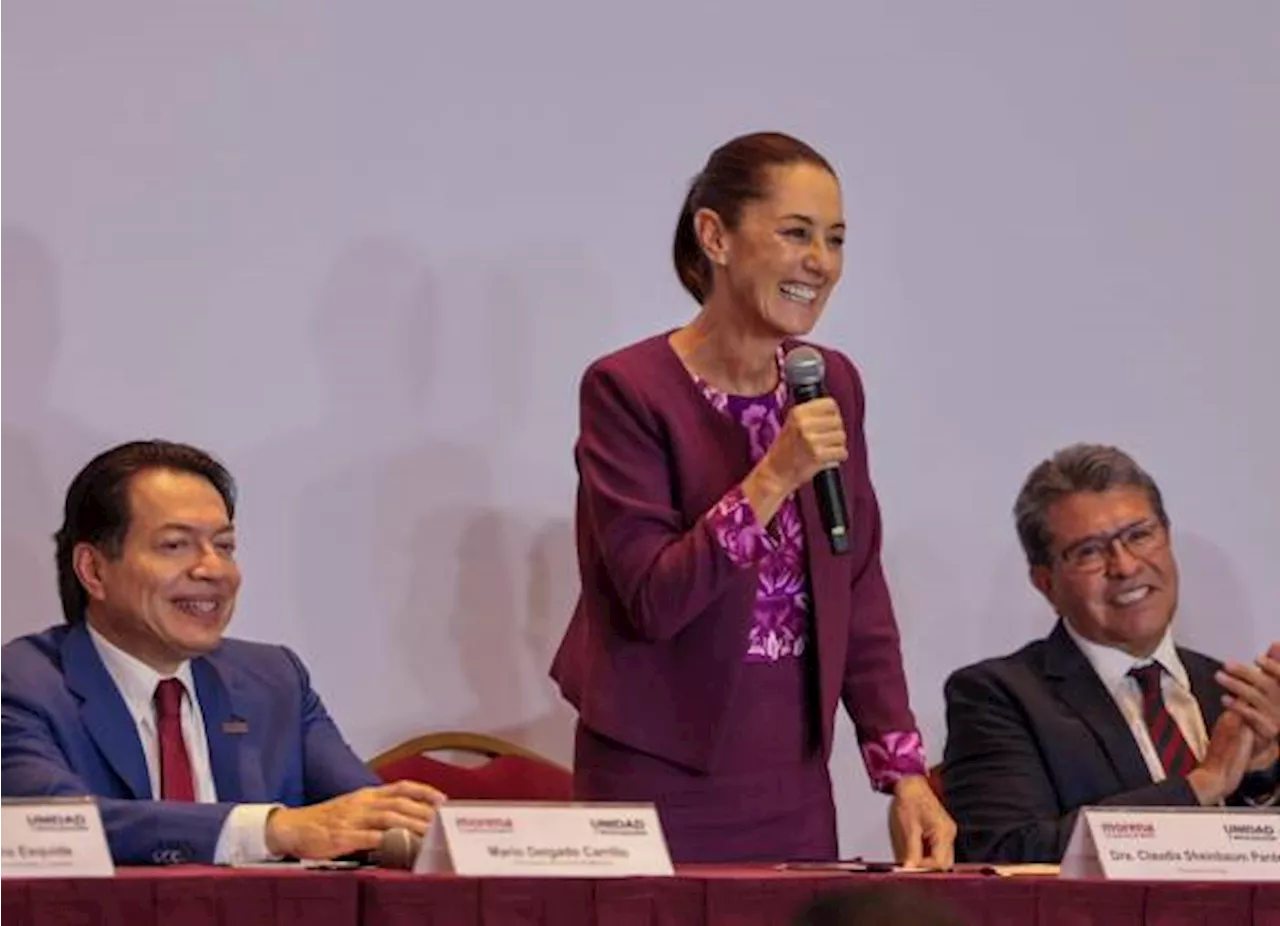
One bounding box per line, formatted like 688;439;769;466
1099;822;1155;839
455;816;515;834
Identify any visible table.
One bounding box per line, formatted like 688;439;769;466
1;866;358;926
4;865;1279;925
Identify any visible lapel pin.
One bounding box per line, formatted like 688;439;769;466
221;719;249;735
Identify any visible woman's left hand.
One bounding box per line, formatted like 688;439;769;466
888;774;956;869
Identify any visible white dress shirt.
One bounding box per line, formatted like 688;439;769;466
1062;620;1208;782
88;627;280;864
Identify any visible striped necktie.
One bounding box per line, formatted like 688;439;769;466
1128;663;1197;779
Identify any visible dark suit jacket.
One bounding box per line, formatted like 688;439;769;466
2;623;379;865
942;621;1274;863
550;332;917;774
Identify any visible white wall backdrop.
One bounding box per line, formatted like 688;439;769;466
4;1;1278;856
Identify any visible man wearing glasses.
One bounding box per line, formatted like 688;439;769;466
941;444;1279;863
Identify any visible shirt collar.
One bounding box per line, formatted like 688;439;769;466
1062;618;1190;695
87;624;196;719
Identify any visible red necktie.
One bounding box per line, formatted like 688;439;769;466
1129;663;1198;779
154;678;196;801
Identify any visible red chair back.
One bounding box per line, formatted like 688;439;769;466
369;731;572;802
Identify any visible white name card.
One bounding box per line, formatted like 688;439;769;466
1062;806;1280;881
414;801;674;877
1;797;114;879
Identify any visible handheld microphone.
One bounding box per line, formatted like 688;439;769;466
782;346;851;555
372;827;422;869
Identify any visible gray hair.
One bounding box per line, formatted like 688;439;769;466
1014;443;1169;567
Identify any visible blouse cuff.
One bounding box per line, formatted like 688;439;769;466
861;730;928;794
705;485;776;568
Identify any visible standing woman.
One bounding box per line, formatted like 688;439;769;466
551;132;954;865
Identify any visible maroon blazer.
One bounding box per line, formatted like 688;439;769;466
550;332;918;773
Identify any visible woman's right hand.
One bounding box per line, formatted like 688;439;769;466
763;398;849;493
741;399;848;528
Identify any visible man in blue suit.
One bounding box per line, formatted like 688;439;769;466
2;440;442;865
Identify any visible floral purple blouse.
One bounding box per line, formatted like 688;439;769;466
692;358;927;792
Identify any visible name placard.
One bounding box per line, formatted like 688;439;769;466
414;801;674;877
1062;806;1280;881
1;797;114;879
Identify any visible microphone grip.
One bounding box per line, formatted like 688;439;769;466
791;382;823;404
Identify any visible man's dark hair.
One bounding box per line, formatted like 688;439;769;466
1014;443;1168;567
54;440;237;623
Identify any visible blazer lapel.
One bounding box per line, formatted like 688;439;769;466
191;656;254;802
797;480;845;720
1044;621;1154;790
62;624;152;799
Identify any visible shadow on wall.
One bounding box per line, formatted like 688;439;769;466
403;510;578;766
502;517;577;764
366;245;606;766
239;236;490;747
1;228;111;638
520;518;579;762
878;534;1042;752
246;237;601;764
972;548;1050;663
1172;530;1257;658
877;539;955;758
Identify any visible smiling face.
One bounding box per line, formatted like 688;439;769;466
1031;487;1179;658
698;162;845;338
76;467;240;673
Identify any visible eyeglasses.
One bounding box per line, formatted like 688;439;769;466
1055;519;1168;574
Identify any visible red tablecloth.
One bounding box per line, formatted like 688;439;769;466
3;865;1279;925
1;865;359;926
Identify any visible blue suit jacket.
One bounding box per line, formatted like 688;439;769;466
1;623;379;865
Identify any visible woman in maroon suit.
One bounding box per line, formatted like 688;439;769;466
550;132;953;865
